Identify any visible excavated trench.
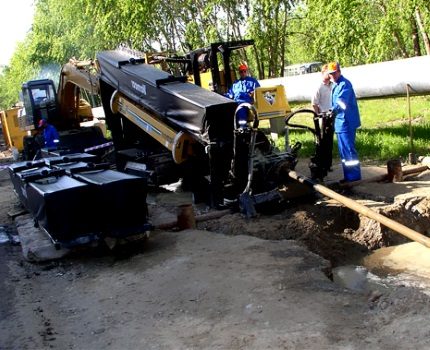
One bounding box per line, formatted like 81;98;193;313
150;167;430;272
180;173;430;293
201;194;429;257
196;198;371;268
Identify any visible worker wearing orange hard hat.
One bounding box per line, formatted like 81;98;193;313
225;63;260;128
327;61;361;182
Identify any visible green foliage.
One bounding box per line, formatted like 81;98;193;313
247;0;294;78
286;96;430;162
1;0;429;113
0;38;39;110
296;0;430;64
6;0;430;67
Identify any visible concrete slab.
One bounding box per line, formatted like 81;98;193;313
14;214;70;262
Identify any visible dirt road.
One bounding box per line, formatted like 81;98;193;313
1;160;430;349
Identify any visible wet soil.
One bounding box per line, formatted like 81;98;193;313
198;200;366;268
1;152;430;349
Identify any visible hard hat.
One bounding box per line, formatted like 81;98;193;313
327;62;340;74
38;119;47;128
238;64;248;72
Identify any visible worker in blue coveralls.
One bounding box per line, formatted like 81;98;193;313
225;64;260;128
327;61;361;182
38;119;60;149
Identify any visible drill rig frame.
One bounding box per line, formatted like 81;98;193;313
97;50;300;214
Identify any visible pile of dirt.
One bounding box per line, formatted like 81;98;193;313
199;200;367;267
352;196;430;249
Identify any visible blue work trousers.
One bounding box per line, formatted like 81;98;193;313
336;130;361;182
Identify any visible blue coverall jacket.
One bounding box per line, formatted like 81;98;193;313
43;124;60;148
332;75;360;133
225;77;260;104
331;75;361;182
225;77;260;127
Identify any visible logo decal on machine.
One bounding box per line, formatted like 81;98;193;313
263;91;276;105
132;81;147;95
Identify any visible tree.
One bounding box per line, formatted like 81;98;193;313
0;38;38;110
296;0;430;65
2;0;429;110
247;0;297;78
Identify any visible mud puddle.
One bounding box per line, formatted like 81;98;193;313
332;241;430;295
332;264;393;294
361;242;430;295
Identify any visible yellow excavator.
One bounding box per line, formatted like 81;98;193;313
0;106;26;153
1;59;107;160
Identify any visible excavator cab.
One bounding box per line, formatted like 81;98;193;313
19;75;107;160
21;79;60;131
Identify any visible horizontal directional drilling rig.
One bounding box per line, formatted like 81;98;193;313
96;50;300;215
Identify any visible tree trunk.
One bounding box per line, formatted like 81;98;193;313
393;32;409;58
410;15;421;56
415;8;430;55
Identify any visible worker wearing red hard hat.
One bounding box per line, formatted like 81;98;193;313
225;63;260;128
327;61;361;182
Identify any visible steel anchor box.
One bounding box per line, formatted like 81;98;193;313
8;160;46;208
9;163;65;211
72;169;149;237
26;175;97;244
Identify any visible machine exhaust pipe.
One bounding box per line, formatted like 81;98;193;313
287;170;430;249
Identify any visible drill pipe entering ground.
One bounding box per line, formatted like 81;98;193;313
288;170;430;249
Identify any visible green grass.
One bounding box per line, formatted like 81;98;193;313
272;95;430;163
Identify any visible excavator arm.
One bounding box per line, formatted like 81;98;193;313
57;59;101;129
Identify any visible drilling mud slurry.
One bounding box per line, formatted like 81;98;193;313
331;265;393;294
362;242;430;295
